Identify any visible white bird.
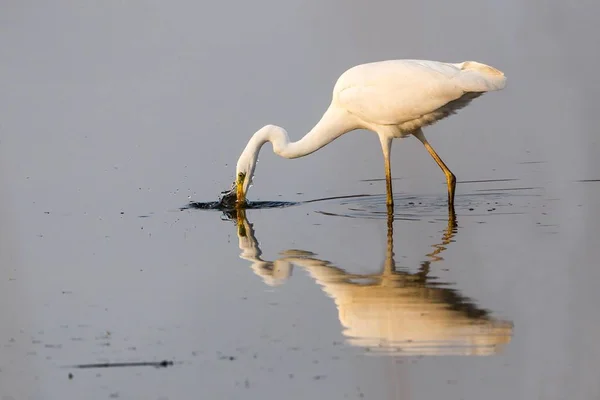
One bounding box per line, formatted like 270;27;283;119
228;59;506;208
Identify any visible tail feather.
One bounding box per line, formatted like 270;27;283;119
453;61;506;92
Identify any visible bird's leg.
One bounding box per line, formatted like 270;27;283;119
385;156;394;207
379;136;394;207
413;129;456;207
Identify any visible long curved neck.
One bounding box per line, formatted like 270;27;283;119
244;105;357;162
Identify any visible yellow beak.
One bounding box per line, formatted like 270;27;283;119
236;172;246;206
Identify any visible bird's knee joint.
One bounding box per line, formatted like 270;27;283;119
446;174;456;188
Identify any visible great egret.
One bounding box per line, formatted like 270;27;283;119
224;59;506;208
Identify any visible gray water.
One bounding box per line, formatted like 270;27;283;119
1;1;599;399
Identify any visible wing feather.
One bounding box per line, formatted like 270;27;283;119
334;60;504;126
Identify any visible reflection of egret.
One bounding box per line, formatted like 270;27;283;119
236;216;295;287
224;59;506;208
234;207;512;356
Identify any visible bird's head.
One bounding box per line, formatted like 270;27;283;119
218;152;255;209
220;125;279;208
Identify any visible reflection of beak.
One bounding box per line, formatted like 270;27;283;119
236;172;246;206
236;208;247;236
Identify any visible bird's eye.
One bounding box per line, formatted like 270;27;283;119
237;172;246;184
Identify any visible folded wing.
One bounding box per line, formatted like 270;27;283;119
335;59;505;126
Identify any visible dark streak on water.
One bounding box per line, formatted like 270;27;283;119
69;360;174;369
458;179;519;184
182;194;374;213
360;177;402;182
475;187;540;192
183;200;299;211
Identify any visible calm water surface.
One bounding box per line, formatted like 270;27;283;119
1;1;599;399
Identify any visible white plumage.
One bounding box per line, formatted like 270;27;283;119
227;59;506;208
335;60;505;132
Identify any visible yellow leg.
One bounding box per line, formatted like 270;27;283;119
380;136;394;207
413;129;456;207
384;155;394;207
383;202;395;275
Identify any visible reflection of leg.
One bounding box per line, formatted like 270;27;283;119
426;205;458;263
417;261;430;282
447;205;457;233
379;136;394;207
383;204;395;276
413;129;456;206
